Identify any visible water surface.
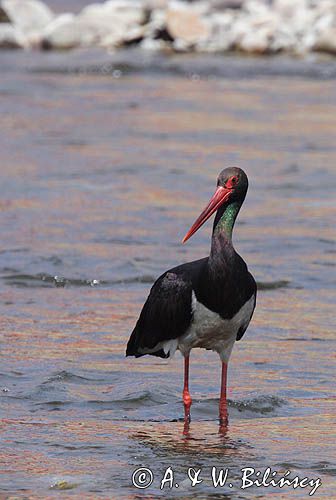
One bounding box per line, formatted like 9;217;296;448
0;50;335;498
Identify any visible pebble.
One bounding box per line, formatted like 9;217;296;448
0;22;25;48
166;1;210;46
1;0;54;42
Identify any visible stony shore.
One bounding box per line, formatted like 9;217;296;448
0;0;335;56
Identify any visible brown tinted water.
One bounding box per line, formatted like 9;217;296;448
0;50;335;499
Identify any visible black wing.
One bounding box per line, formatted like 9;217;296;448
126;270;194;358
236;272;257;341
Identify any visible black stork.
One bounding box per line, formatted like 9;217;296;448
126;167;257;427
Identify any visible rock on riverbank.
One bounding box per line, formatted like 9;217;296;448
0;0;335;55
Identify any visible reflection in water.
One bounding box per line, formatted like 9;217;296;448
0;51;335;497
130;420;251;460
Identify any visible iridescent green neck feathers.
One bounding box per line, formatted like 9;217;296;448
213;201;242;242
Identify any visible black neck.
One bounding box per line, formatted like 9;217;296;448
210;201;242;257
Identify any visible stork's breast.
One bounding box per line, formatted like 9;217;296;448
178;292;255;353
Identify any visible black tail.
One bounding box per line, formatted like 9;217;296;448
126;327;140;357
126;327;169;359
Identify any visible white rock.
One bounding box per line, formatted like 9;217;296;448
77;0;147;48
230;7;284;53
270;25;297;52
145;8;166;36
40;0;149;50
198;11;236;52
273;0;309;19
80;0;147;29
41;14;83;49
166;0;211;46
298;31;316;54
144;0;168;8
291;8;315;36
244;0;272;17
139;8;172;51
238;25;273;53
101;24;145;48
314;12;334;34
313;0;336;19
1;0;54;33
140;36;170;50
121;24;146;43
0;22;25;47
314;26;336;54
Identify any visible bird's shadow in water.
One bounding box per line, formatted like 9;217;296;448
129;418;254;461
182;408;228;439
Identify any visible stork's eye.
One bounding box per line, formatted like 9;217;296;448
226;176;239;188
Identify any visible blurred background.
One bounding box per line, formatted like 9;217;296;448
0;0;335;498
1;0;336;54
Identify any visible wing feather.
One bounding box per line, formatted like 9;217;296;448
126;271;193;358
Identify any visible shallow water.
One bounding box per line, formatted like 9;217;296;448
0;50;335;498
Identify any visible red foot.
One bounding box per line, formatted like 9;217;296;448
183;390;192;423
183;391;192;407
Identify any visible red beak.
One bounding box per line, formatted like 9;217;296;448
182;186;233;244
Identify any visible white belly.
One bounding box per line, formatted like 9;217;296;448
177;292;255;363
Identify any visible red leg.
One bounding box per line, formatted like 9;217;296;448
183;355;192;424
219;362;228;426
